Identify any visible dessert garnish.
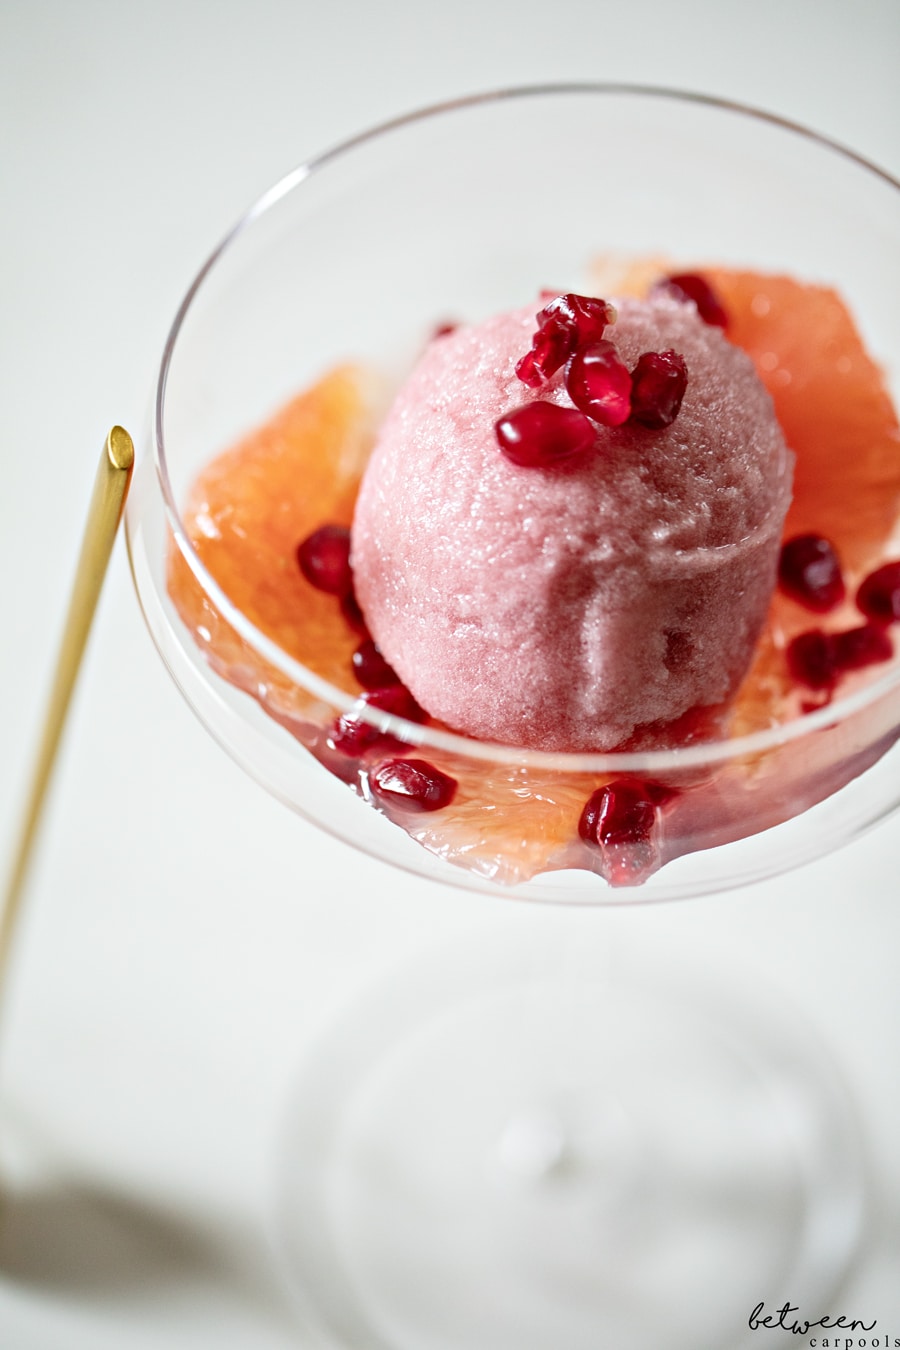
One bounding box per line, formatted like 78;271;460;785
496;292;696;467
577;778;680;886
327;684;427;756
578;778;678;846
494;401;595;467
514;293;616;386
652;272;729;329
786;623;893;692
565;339;633;426
351;638;400;689
369;758;458;813
629;350;689;429
497;294;691;467
778;533;845;611
778;544;898;699
296;523;353;596
340;584;369;635
856;560;900;624
579;780;660;848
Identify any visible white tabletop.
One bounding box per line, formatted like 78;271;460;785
1;2;899;1347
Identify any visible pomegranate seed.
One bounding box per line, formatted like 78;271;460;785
352;638;399;690
369;758;457;813
787;623;892;691
537;293;615;346
565;341;632;427
654;273;728;329
778;534;845;612
629;350;689;429
515;293;616;386
297;524;352;596
832;623;893;671
329;684;427;756
856;560;900;624
495;401;596;467
329;712;380;757
520;322;576;384
515;349;544;388
578;780;665;847
786;631;837;690
340;584;369;635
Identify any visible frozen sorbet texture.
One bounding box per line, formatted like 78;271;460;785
351;297;794;751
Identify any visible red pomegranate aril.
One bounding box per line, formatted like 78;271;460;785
369;758;458;813
362;684;427;722
778;534;845;612
515;293;617;387
495;401;596;467
629;350;689;429
578;780;661;848
565;341;632;427
340;583;369;636
537;293;615;346
832;623;893;671
856;560;900;624
787;621;894;692
297;524;353;596
352;638;399;690
329;712;381;757
329;684;427;756
786;630;837;690
515;349;544;388
527;321;576;382
654;273;728;329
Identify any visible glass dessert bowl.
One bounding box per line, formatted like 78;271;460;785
128;84;900;904
126;86;900;1348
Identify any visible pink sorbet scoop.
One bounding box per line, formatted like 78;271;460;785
351;295;793;752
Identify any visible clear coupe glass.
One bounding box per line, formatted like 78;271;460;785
126;86;900;1349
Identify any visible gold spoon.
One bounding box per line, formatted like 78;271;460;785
0;427;134;987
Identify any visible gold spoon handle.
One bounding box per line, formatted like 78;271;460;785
1;426;134;982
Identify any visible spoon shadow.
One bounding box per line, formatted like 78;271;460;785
0;1176;292;1328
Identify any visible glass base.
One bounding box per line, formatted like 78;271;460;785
271;926;865;1350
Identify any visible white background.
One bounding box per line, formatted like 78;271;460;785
1;1;899;1346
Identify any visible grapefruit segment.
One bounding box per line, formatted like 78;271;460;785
705;269;900;574
167;364;383;717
